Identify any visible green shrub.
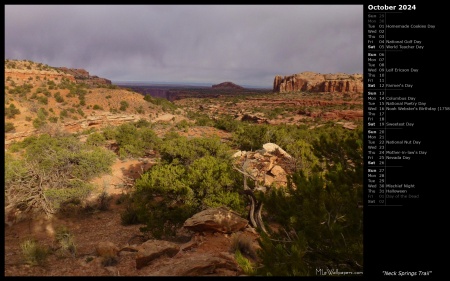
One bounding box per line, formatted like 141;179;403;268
175;119;191;130
93;104;103;110
37;96;48;105
44;180;94;211
54;92;64;103
134;119;152;128
8;83;32;97
97;191;112;211
256;126;363;276
115;123;138;144
20;239;49;266
130;136;245;239
86;132;106;146
114;123;161;158
135;105;145;114
5;104;21;118
232;124;268;151
47;80;57;88
37;108;48;120
71;148;116;180
234;250;255;275
5;122;15;132
120;204;141;225
230;234;257;260
32;118;46;129
266;107;284;119
102;126;117;140
48;116;59;123
77;108;85;117
60;109;69;118
6;134;116;216
119;100;129;111
54;226;77;257
213;115;240;132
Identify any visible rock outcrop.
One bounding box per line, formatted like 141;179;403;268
183;206;248;234
273;71;363;93
238;113;268;124
57;67;112;85
232;143;295;188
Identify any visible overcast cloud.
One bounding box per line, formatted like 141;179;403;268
5;5;363;88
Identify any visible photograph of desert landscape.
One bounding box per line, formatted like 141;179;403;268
4;5;363;276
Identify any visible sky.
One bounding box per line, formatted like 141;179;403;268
5;5;363;88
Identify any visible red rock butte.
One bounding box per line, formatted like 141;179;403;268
273;71;363;93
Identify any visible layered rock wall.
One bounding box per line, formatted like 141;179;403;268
4;69;76;83
273;71;363;93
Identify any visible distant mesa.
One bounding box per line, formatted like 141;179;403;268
273;71;363;93
212;81;244;90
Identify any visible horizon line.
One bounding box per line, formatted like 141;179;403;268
112;80;272;89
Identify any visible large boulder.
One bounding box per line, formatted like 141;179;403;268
262;143;293;159
183;206;248;234
95;241;119;258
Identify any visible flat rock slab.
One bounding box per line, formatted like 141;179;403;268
135;240;180;269
152;252;240;276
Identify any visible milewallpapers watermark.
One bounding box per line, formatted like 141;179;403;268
316;268;363;276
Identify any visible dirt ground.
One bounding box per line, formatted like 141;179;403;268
4;157;260;276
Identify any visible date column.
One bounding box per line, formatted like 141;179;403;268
366;11;386;206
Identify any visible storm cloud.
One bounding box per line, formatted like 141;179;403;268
5;5;363;88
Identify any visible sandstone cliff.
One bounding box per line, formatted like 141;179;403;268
273;71;363;93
